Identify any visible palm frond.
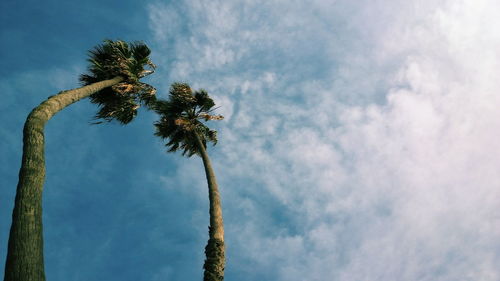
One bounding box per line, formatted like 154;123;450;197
154;83;223;157
79;39;156;124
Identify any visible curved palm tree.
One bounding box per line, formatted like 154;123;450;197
4;40;156;281
153;83;225;281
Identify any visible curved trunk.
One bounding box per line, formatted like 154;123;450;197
4;76;123;281
194;132;225;281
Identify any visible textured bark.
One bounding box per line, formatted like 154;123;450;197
194;133;225;281
203;238;225;281
4;77;123;281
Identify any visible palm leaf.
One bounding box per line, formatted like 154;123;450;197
79;39;157;124
154;83;223;157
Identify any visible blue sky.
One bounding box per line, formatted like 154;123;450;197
2;0;500;280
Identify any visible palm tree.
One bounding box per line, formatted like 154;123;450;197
153;83;225;281
4;40;156;281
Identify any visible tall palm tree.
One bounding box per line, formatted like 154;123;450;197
153;83;225;281
4;40;156;281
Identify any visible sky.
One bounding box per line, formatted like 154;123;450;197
1;0;500;280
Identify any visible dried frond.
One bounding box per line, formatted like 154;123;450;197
174;118;194;130
112;83;136;94
199;113;224;121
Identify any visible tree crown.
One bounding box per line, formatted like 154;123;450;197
79;39;157;124
154;83;223;157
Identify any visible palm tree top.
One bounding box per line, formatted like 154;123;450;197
80;39;155;83
79;39;157;124
154;82;224;157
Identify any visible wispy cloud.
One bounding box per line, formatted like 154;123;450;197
147;0;500;280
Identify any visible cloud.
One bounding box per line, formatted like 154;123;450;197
148;0;500;280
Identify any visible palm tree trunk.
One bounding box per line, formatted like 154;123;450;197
4;76;123;281
194;132;225;281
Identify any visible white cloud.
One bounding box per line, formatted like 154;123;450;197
149;0;500;279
